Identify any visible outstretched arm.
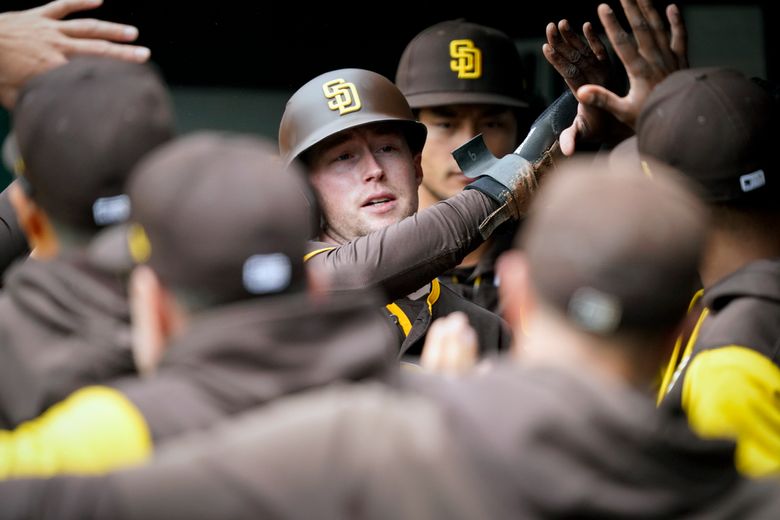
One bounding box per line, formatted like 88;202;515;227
307;92;577;301
306;190;497;301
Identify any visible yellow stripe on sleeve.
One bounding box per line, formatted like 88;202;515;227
303;247;337;262
0;385;152;478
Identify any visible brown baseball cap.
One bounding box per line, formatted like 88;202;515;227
521;156;706;336
395;20;528;109
12;57;175;230
637;67;778;204
278;68;426;167
120;132;312;305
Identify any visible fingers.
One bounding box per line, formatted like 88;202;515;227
59;19;139;42
545;22;578;67
583;22;608;61
545;17;613;94
35;0;103;20
560;19;611;87
619;0;656;55
421;312;478;376
545;21;579;71
578;84;636;128
636;0;674;63
444;318;477;375
558;19;591;60
63;38;151;62
543;42;584;93
598;3;645;78
419;329;444;371
666;4;688;68
559;114;594;156
546;21;592;74
33;1;151;63
637;0;666;33
559;124;578;157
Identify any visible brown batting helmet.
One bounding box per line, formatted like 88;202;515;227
279;68;427;166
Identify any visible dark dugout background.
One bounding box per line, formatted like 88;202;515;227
1;0;777;184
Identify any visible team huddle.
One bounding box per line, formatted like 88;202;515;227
0;0;778;518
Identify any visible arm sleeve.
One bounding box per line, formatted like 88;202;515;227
0;182;29;276
682;346;780;477
307;190;498;301
0;386;152;479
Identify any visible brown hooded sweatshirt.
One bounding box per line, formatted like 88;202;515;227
0;289;399;479
0;253;133;427
3;364;778;519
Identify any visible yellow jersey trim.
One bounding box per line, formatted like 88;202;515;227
385;279;442;338
427;278;441;314
657;289;706;404
386;302;413;336
0;385;152;478
303;247;337;262
682;346;780;477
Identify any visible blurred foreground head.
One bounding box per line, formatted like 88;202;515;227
499;157;707;385
126;132;312;307
105;132;312;373
11;57;173;251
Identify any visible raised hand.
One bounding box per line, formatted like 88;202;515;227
543;18;617;155
543;1;688;154
544;19;610;98
577;1;688;130
0;0;151;108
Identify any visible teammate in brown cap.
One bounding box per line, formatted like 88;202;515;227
639;68;780;477
548;1;780;477
6;158;780;520
0;56;174;428
394;20;531;311
0;132;399;478
0;0;153;274
279;68;518;359
414;158;780;518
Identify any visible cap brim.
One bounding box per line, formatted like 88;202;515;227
405;91;529;109
87;223;136;275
